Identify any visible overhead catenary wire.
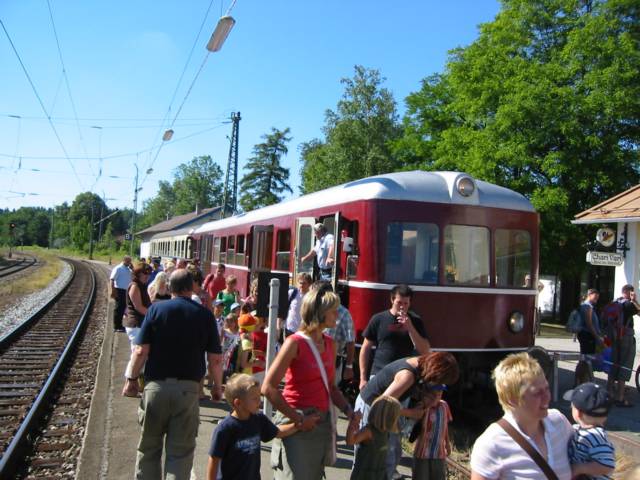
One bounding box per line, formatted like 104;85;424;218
0;18;85;190
0;123;227;162
141;0;218;182
46;0;95;180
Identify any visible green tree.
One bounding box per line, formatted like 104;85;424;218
395;0;640;282
239;128;293;212
300;65;402;193
140;156;224;226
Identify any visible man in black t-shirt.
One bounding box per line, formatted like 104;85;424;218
126;269;223;480
359;284;430;390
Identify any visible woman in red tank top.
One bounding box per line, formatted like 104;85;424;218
262;282;353;480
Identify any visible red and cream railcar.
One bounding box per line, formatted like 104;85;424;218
193;171;539;376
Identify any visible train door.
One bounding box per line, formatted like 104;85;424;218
250;225;273;273
318;212;341;291
294;217;315;280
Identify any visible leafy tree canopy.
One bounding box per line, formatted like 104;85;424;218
300;65;402;193
394;0;640;276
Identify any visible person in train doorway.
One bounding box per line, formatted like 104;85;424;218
359;284;430;479
109;255;132;332
301;222;335;281
125;268;223;480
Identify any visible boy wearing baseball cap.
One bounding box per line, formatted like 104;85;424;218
568;382;615;479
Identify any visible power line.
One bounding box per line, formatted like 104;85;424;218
142;0;218;178
0;123;227;162
46;0;95;181
0;18;85;190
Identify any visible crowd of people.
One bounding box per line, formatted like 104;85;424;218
109;254;637;480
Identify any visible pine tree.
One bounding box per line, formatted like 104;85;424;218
239;128;293;212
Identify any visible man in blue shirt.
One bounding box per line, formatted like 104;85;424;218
125;269;223;480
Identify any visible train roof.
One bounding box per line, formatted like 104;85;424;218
150;226;197;240
194;171;535;234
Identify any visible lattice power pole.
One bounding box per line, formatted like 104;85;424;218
222;111;241;217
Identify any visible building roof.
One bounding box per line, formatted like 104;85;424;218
573;185;640;225
195;171;535;235
137;206;222;235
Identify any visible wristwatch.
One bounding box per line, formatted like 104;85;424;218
126;376;138;381
344;365;353;369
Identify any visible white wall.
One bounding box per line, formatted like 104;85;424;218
614;222;640;336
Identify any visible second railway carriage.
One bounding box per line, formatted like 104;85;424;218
193;171;539;385
148;227;195;263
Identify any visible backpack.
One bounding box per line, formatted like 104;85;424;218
601;301;625;339
566;308;584;333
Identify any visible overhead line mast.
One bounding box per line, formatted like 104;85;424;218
222;111;241;217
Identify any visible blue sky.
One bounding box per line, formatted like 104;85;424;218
0;0;500;211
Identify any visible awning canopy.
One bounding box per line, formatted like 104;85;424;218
573;185;640;225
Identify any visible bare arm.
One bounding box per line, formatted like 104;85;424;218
382;370;425;419
261;338;303;422
301;248;316;263
326;238;335;266
206;456;220;480
359;338;374;390
123;344;150;395
343;341;355;381
405;318;430;354
572;462;614;478
276;423;300;439
346;417;373;446
207;352;223;401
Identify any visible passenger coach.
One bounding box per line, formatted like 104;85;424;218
193;171;539;385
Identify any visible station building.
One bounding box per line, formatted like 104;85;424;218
573;184;640;335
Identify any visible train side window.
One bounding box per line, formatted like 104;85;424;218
213;237;221;262
275;229;291;271
385;222;439;284
495;229;531;287
219;237;227;264
227;236;236;264
444;225;490;285
236;235;245;265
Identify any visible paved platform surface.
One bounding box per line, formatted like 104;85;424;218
78;267;639;478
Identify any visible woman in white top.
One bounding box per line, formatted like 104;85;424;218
471;353;573;480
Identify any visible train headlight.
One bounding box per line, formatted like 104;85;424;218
456;176;475;197
508;311;525;333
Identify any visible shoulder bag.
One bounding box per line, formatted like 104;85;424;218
295;332;337;466
497;418;558;480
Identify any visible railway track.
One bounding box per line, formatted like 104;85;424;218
0;254;37;279
0;258;96;478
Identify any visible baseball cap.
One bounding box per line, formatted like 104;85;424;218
571;382;611;417
230;302;241;312
213;299;224;306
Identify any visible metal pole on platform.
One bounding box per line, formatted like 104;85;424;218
263;278;280;417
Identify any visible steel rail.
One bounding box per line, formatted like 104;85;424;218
0;259;96;478
0;255;36;279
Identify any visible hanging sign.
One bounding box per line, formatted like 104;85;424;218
586;251;623;266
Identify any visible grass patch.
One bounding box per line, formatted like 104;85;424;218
0;248;63;297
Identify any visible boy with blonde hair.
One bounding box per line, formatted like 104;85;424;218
569;382;615;479
207;374;299;479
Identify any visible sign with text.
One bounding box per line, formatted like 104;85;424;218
586;251;623;267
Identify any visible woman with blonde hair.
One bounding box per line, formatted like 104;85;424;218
262;282;352;480
147;271;170;303
471;352;573;479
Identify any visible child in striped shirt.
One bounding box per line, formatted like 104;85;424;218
568;382;615;480
412;387;451;480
